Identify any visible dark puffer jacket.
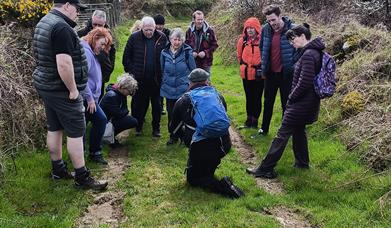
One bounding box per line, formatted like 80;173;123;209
33;10;88;92
282;37;324;126
77;19;116;83
259;16;296;78
100;84;129;121
122;30;167;86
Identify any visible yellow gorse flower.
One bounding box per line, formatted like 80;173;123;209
1;0;53;24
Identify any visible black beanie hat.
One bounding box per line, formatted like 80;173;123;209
153;14;165;25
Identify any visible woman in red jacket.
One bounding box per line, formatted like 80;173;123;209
236;17;263;129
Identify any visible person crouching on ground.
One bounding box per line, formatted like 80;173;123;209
169;68;245;199
160;28;196;145
80;27;113;165
246;24;323;178
100;73;139;148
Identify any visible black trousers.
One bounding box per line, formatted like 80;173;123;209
242;79;264;120
261;72;292;133
186;138;228;194
259;124;309;171
131;83;161;131
166;98;178;138
112;115;138;136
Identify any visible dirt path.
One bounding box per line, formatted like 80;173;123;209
75;133;130;227
229;127;284;195
229;127;313;227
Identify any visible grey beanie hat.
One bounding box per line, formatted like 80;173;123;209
188;68;210;82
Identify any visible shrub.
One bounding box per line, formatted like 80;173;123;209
0;0;52;26
341;91;365;117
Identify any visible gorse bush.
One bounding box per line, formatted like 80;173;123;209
0;0;52;25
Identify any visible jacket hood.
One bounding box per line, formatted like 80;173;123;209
304;37;325;51
242;17;261;36
282;16;293;30
190;21;210;33
105;83;118;92
80;39;94;55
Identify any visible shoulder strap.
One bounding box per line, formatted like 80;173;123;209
185;49;191;70
240;36;247;62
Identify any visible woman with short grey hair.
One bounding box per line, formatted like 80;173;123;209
169;28;186;42
160;27;196;145
100;73;139;148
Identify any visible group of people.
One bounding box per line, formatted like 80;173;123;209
32;0;324;198
237;6;323;179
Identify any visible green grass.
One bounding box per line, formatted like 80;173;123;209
0;19;391;227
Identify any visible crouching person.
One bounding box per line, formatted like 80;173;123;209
169;68;244;199
100;73;139;148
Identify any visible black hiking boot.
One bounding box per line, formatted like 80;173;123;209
220;176;245;199
51;162;73;180
246;167;277;179
152;130;161;138
166;137;178;145
89;154;108;165
75;170;108;191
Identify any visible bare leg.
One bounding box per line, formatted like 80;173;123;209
67;136;85;169
47;130;63;161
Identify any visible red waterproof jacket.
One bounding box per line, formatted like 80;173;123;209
236;17;262;80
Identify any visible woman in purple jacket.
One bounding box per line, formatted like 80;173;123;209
80;27;113;165
246;24;323;178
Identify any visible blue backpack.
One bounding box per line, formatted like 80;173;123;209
314;52;337;99
188;86;230;142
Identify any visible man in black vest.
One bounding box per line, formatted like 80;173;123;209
122;16;167;137
77;9;116;101
32;0;107;190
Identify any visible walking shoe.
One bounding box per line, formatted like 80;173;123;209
89;154;108;165
246;167;277;179
166;137;178;145
220;176;245;199
293;163;310;169
161;109;166;115
152;130;161;138
75;170;108;191
51;162;73;180
109;141;124;149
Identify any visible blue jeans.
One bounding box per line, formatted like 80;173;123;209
85;103;107;155
112;115;138;136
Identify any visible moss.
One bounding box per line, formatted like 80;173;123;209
341;91;365;117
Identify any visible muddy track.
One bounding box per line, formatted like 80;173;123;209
229;127;313;227
229;127;284;195
75;140;130;227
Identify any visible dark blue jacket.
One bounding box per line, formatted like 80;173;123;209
160;43;196;99
100;85;128;121
259;17;296;78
